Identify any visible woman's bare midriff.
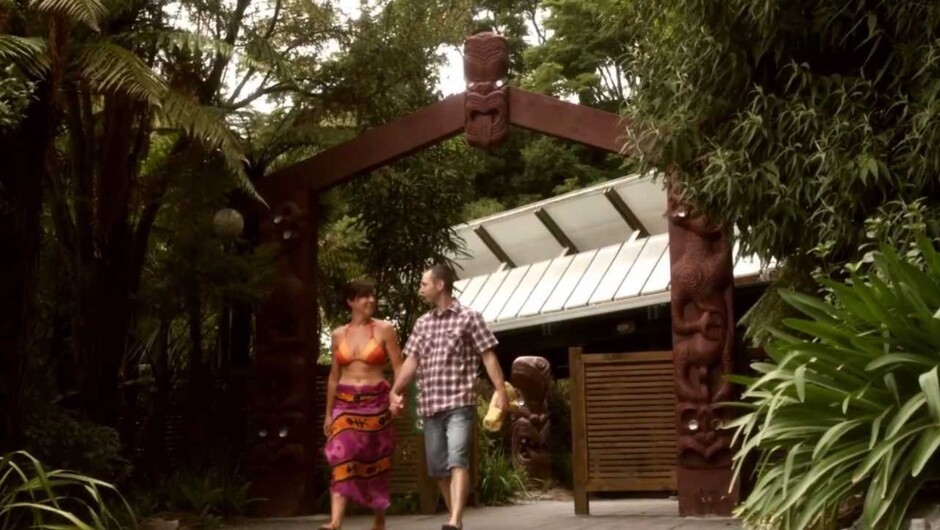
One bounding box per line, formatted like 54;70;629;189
338;361;389;386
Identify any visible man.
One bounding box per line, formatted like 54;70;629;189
390;264;509;530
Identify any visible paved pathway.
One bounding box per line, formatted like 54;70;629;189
226;499;741;530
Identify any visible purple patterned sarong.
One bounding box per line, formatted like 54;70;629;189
324;380;394;510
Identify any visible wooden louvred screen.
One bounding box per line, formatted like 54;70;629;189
570;349;677;515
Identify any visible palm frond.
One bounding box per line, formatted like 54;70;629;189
158;91;261;202
29;0;106;31
74;42;165;105
0;35;50;77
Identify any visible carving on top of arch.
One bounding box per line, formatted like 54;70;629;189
463;31;510;148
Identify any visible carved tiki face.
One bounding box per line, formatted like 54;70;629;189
463;31;510;148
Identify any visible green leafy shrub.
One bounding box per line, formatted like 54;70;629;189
0;450;136;529
730;238;940;530
475;394;528;506
23;406;132;483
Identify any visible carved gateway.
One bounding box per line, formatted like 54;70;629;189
251;29;739;518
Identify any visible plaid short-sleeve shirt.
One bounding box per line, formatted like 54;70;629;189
403;300;498;417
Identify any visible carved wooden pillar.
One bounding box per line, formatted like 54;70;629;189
463;31;510;148
667;187;739;516
246;186;318;517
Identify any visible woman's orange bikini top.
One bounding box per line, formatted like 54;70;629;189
335;320;387;367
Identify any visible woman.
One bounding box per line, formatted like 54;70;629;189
321;279;403;530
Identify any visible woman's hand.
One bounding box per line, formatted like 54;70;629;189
323;415;332;438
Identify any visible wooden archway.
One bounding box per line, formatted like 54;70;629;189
248;31;738;518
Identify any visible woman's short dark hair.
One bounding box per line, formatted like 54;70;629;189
343;278;376;302
427;264;457;294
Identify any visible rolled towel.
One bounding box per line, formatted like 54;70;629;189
482;382;519;432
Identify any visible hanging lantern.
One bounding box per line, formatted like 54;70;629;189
213;208;244;240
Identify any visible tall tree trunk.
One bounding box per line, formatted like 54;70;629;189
0;85;53;451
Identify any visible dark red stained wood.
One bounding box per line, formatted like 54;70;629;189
507;88;631;156
263;94;465;194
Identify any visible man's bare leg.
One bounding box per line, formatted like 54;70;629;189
438;476;453;515
447;467;470;528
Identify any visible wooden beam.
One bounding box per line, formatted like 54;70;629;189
473;225;516;268
534;207;578;254
508;88;631;155
261;94;465;195
603;188;649;237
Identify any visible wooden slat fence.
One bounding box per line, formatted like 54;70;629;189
569;348;677;515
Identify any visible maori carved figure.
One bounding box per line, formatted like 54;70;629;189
509;356;552;482
668;186;737;515
246;200;312;517
463;31;510;149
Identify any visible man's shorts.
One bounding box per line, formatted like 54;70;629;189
422;405;474;477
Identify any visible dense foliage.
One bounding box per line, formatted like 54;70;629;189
622;0;940;337
730;238;940;530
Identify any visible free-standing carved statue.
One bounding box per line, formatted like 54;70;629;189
509;356;552;482
667;187;738;515
463;31;510;149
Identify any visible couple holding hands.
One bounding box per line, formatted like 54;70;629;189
321;264;510;530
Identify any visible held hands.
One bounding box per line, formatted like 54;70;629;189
389;390;405;417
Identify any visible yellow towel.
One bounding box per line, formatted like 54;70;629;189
482;382;519;432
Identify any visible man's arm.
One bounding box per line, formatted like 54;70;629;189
391;354;418;395
481;349;509;411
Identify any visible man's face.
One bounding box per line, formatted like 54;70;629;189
419;270;443;305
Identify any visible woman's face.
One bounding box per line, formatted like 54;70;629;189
347;292;376;317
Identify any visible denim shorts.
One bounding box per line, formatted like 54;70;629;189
423;405;474;477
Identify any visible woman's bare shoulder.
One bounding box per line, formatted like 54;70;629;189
373;319;397;334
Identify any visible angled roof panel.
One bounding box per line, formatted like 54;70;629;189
483;265;530;322
590;236;647;304
565;242;621;310
640;248;672;295
543;250;599;313
616;234;669;299
470;270;509;314
497;261;551;321
518;255;575;318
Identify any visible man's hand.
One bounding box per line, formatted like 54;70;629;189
389;390;405;416
495;389;510;414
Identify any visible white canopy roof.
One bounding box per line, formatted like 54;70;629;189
449;174;772;332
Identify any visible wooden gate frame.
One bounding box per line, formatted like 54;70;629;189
249;31;738;517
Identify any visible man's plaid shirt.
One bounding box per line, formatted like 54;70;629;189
404;300;498;417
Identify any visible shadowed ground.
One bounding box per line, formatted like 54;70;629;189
224;499;741;530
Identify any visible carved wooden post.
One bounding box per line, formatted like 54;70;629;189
246;187;318;517
463;31;510;148
667;187;739;516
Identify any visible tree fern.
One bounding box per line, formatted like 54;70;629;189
75;42;165;104
0;35;49;77
158;90;260;201
29;0;106;31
